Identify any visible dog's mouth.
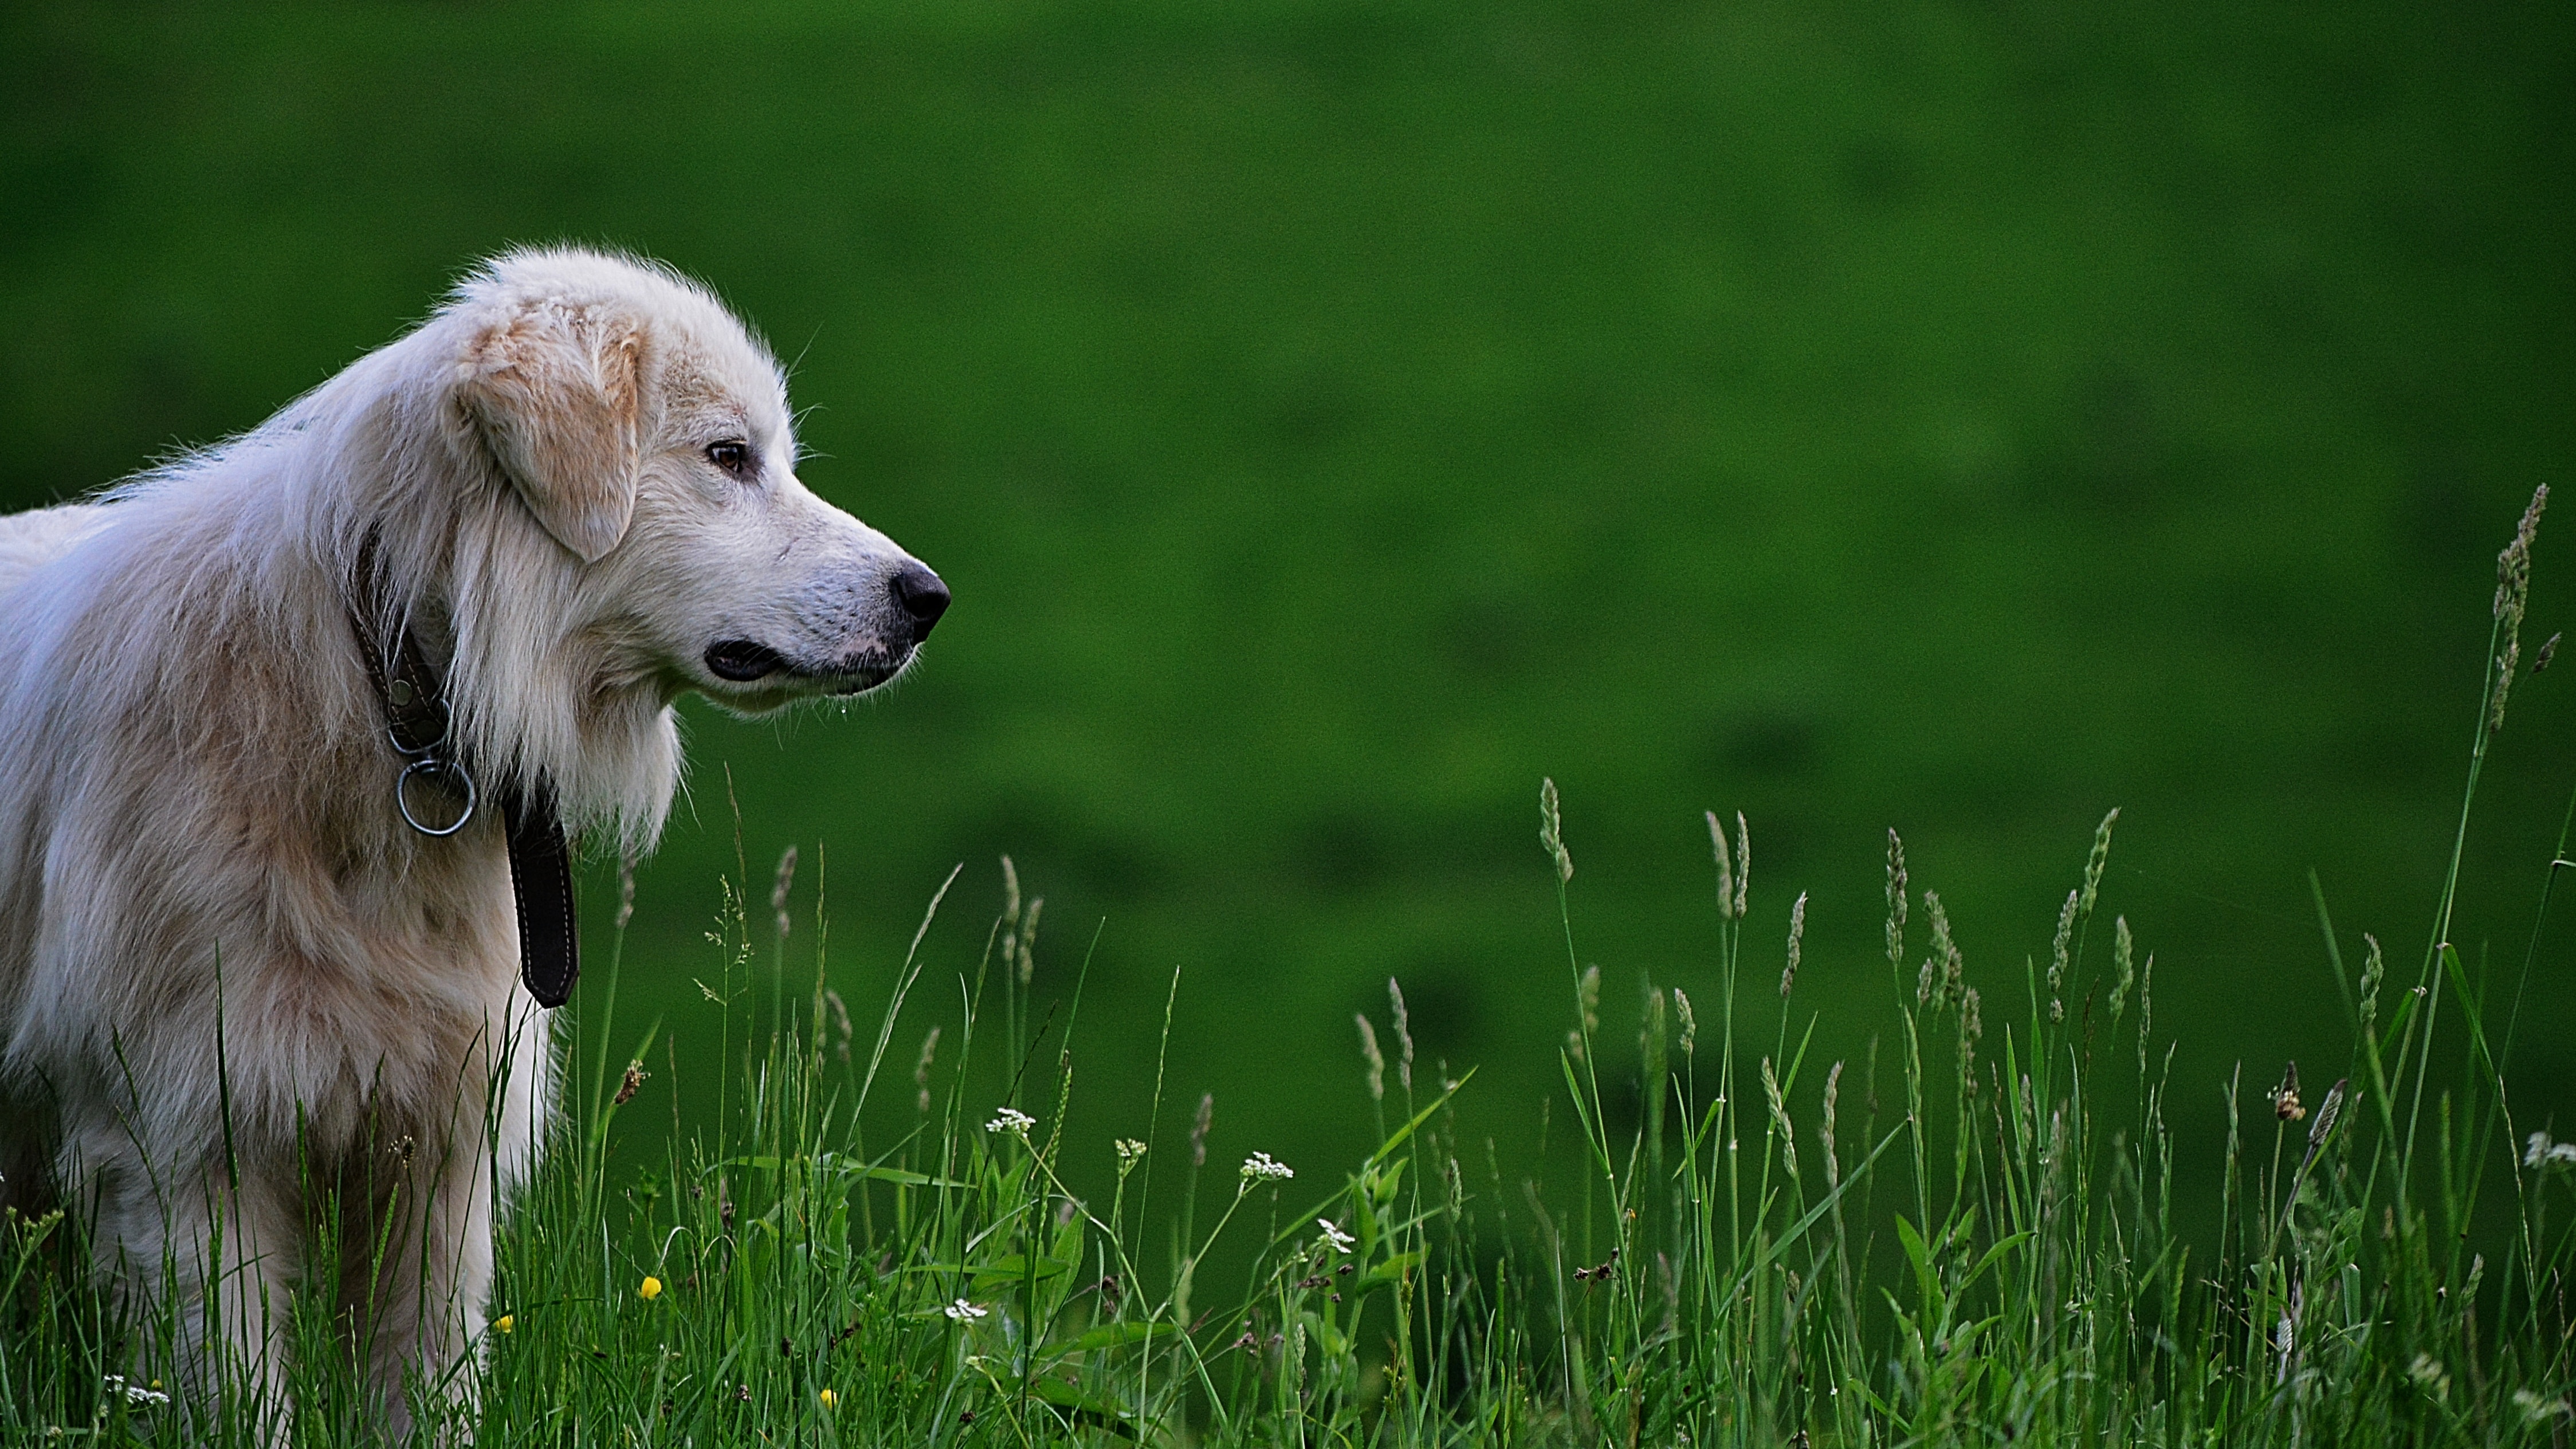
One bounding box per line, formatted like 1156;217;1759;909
704;639;908;697
705;640;786;682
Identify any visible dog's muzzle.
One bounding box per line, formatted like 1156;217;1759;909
702;562;949;693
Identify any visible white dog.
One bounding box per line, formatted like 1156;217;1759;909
0;249;945;1434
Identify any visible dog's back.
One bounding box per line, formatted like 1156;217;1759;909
0;502;114;599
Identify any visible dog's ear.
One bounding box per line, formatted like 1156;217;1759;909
461;303;646;563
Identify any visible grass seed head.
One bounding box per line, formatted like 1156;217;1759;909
1962;987;1983;1091
1355;1014;1385;1102
1782;890;1808;998
914;1025;941;1115
2109;916;2135;1020
1734;812;1752;920
771;844;797;940
2308;1077;2345;1156
615;852;637;930
1672;986;1698;1055
1191;1093;1214;1167
1539;778;1573;883
1567;965;1601;1063
2137;952;2155;1074
2044;1106;2068;1197
2497;484;2547;627
1885;829;1907;969
1710;811;1735;919
1820;1060;1843;1189
2491;484;2548;730
2048;889;2078;1016
2082;807;2119;917
2359;933;2385;1035
1761;1056;1797;1180
824;987;853;1062
1642;984;1668;1070
614;1060;649;1106
1924;890;1962;1011
1388;977;1415;1093
1016;897;1043;985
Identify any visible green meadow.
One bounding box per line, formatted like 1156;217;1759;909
10;590;2576;1440
6;1;2576;1439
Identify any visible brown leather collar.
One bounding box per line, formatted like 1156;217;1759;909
347;578;580;1010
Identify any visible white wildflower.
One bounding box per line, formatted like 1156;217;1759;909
1240;1152;1294;1184
984;1106;1035;1138
1317;1218;1356;1254
2515;1388;2573;1424
944;1298;988;1322
105;1375;168;1407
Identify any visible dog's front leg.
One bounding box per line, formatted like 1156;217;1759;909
341;995;545;1442
354;1126;494;1443
202;1171;305;1446
76;1138;302;1444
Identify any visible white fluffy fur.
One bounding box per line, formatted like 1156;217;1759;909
0;249;936;1435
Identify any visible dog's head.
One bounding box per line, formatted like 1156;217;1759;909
450;249;947;714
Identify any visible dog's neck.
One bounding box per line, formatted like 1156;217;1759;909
345;548;582;1011
319;381;684;858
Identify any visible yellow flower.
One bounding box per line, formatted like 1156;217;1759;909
818;1388;839;1409
639;1275;663;1301
494;1314;515;1334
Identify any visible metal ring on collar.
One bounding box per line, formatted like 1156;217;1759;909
396;756;477;837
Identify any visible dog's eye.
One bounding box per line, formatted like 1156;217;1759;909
705;440;753;477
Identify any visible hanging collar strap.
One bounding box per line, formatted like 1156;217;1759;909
346;586;580;1009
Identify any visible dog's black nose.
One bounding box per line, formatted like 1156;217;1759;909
892;563;951;639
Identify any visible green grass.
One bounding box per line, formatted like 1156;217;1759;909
10;0;2576;1212
7;492;2576;1444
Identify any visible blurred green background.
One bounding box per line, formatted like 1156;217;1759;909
7;1;2575;1220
